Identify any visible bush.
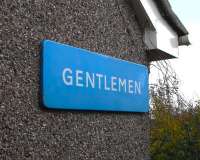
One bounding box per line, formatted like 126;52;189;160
150;98;200;160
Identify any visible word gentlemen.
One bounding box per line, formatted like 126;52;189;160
62;67;141;95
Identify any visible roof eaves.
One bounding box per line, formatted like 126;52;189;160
153;0;190;45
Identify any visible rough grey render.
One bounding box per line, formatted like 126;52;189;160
0;0;149;159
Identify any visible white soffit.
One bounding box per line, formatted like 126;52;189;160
140;0;179;58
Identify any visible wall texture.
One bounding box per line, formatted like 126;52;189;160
0;0;149;159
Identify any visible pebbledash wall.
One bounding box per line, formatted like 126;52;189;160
0;0;149;159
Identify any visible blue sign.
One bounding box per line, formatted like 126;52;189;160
41;40;149;112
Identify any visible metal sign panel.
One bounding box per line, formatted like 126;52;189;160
41;40;149;112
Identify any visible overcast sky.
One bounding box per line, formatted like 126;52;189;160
150;0;200;101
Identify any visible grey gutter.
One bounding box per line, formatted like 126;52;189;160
153;0;190;45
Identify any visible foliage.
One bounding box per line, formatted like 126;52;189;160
150;60;200;159
150;92;200;160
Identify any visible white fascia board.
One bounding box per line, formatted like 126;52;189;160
140;0;179;57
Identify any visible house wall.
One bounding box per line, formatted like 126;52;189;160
0;0;149;159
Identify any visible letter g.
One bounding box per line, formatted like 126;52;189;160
63;68;73;85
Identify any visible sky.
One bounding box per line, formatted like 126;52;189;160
150;0;200;101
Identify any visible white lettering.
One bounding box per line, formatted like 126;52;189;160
119;78;126;93
96;73;103;89
135;81;141;95
63;68;73;85
128;80;134;94
104;75;110;91
62;67;142;95
111;76;117;91
86;72;95;88
76;70;83;87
